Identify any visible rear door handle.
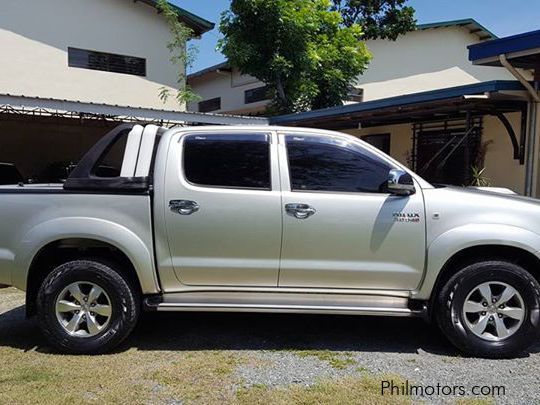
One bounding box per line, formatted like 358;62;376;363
169;200;199;215
285;203;316;219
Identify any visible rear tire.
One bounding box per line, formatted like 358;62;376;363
37;260;139;354
436;260;540;358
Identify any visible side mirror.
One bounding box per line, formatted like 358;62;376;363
387;169;415;196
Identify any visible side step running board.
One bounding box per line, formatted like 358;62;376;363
144;291;424;317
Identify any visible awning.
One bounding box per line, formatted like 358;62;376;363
270;80;528;162
271;80;527;128
468;29;540;69
0;93;269;126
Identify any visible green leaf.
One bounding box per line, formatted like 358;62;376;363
219;0;377;114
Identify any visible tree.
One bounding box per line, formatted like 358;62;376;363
219;0;371;114
331;0;416;40
156;0;200;105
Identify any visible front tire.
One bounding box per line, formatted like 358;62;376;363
436;260;540;358
37;260;139;354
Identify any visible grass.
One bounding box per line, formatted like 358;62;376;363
455;399;495;405
150;351;242;404
0;288;246;404
0;347;245;405
293;350;356;369
237;375;411;405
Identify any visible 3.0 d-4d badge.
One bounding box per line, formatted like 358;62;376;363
392;212;421;222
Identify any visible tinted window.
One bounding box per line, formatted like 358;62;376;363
286;135;392;193
198;97;221;113
245;86;270;104
68;48;146;77
362;133;390;155
184;134;271;189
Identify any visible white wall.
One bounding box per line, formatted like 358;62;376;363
0;0;184;110
188;67;269;114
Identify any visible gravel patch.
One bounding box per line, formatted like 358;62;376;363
228;313;540;404
236;351;352;387
235;346;540;404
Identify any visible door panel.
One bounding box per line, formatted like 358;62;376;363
164;132;282;287
278;133;426;290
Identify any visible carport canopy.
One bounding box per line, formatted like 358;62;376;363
271;80;529;162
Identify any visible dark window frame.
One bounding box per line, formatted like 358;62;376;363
68;47;146;77
181;133;273;191
284;134;394;195
244;85;271;104
362;133;391;155
198;97;222;113
346;87;364;102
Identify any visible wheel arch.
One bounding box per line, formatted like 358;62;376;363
24;235;156;318
425;244;540;320
416;224;540;301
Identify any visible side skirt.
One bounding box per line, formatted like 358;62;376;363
144;291;426;317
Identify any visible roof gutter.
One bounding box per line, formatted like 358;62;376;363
499;54;540;196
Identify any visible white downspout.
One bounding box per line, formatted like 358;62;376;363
499;54;540;196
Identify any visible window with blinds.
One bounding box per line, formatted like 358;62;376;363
68;47;146;77
198;97;221;113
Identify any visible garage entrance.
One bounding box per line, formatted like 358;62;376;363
0;114;117;184
0;94;269;185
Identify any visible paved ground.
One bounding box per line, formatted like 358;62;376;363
1;287;539;404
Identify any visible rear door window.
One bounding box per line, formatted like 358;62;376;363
183;134;271;190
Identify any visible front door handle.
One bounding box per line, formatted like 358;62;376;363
285;203;316;219
170;200;199;215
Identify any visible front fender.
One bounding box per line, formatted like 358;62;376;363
11;217;160;294
413;224;540;300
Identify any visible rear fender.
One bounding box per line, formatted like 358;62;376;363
12;217;159;294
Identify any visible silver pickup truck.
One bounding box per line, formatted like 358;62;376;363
1;124;539;358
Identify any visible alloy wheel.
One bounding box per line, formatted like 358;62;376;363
55;281;112;338
462;281;525;341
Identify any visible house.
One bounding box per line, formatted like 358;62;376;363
271;28;540;197
189;19;539;197
187;19;518;115
0;0;217;182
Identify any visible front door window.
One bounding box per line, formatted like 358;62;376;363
285;135;393;193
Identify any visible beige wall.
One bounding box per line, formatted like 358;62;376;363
342;114;526;194
188;67;269;114
0;0;184;110
483;113;525;194
342;124;412;167
357;27;516;101
532;103;540;197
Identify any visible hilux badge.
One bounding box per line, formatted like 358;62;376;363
392;212;420;223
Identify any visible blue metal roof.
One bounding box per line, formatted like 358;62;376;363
271;80;525;125
418;19;497;41
468;29;540;66
136;0;215;36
